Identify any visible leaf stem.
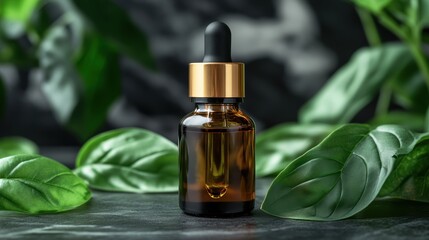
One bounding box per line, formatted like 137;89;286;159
375;85;392;116
425;106;429;131
408;42;429;90
378;11;429;91
357;8;392;116
357;8;382;46
378;12;407;39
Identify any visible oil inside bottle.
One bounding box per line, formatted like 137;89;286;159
179;125;255;216
205;131;229;199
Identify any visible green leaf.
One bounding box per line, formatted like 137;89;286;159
0;154;91;214
370;111;426;131
391;61;429;114
74;128;179;193
352;0;393;13
72;0;155;69
0;34;37;66
38;10;120;140
388;0;429;29
0;0;40;38
261;124;416;220
69;33;120;140
256;123;334;177
421;0;429;27
0;137;38;158
300;44;412;124
379;133;429;202
382;0;429;29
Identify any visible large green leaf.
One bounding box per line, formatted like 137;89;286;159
0;0;40;38
74;128;179;193
261;124;416;221
0;154;91;214
379;134;429;202
72;0;155;69
352;0;393;13
256;123;334;177
300;44;412;124
38;6;120;140
0;137;38;158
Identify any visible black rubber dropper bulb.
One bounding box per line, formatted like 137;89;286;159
203;21;232;62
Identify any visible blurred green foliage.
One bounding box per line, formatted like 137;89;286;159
0;0;155;140
0;136;38;157
299;44;413;124
0;0;39;37
256;0;429;177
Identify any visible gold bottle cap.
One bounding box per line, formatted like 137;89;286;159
189;62;244;98
189;22;245;100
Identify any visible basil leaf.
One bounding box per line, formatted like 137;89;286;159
0;137;38;158
391;62;429;114
300;44;412;124
72;0;155;69
261;124;416;220
352;0;393;13
385;0;429;29
38;6;120;140
421;0;429;27
0;154;91;214
68;33;120;140
74;128;179;193
379;133;429;201
0;0;40;38
256;123;334;177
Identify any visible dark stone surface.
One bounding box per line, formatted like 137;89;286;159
1;178;429;240
1;149;428;239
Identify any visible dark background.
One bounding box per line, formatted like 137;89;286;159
0;0;393;146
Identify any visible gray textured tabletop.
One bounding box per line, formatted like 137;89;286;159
0;149;428;239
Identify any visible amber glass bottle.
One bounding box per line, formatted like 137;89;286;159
178;22;255;217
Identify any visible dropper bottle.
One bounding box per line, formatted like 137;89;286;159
178;21;255;217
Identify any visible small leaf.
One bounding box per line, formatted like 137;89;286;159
300;44;412;124
69;33;120;140
352;0;393;13
261;124;416;220
0;137;38;158
72;0;155;69
421;0;429;27
38;10;120;140
256;123;334;177
370;111;426;131
0;0;40;38
0;154;91;214
379;133;429;202
391;61;429;114
74;128;179;193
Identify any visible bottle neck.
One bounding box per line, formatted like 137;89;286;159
195;103;240;112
